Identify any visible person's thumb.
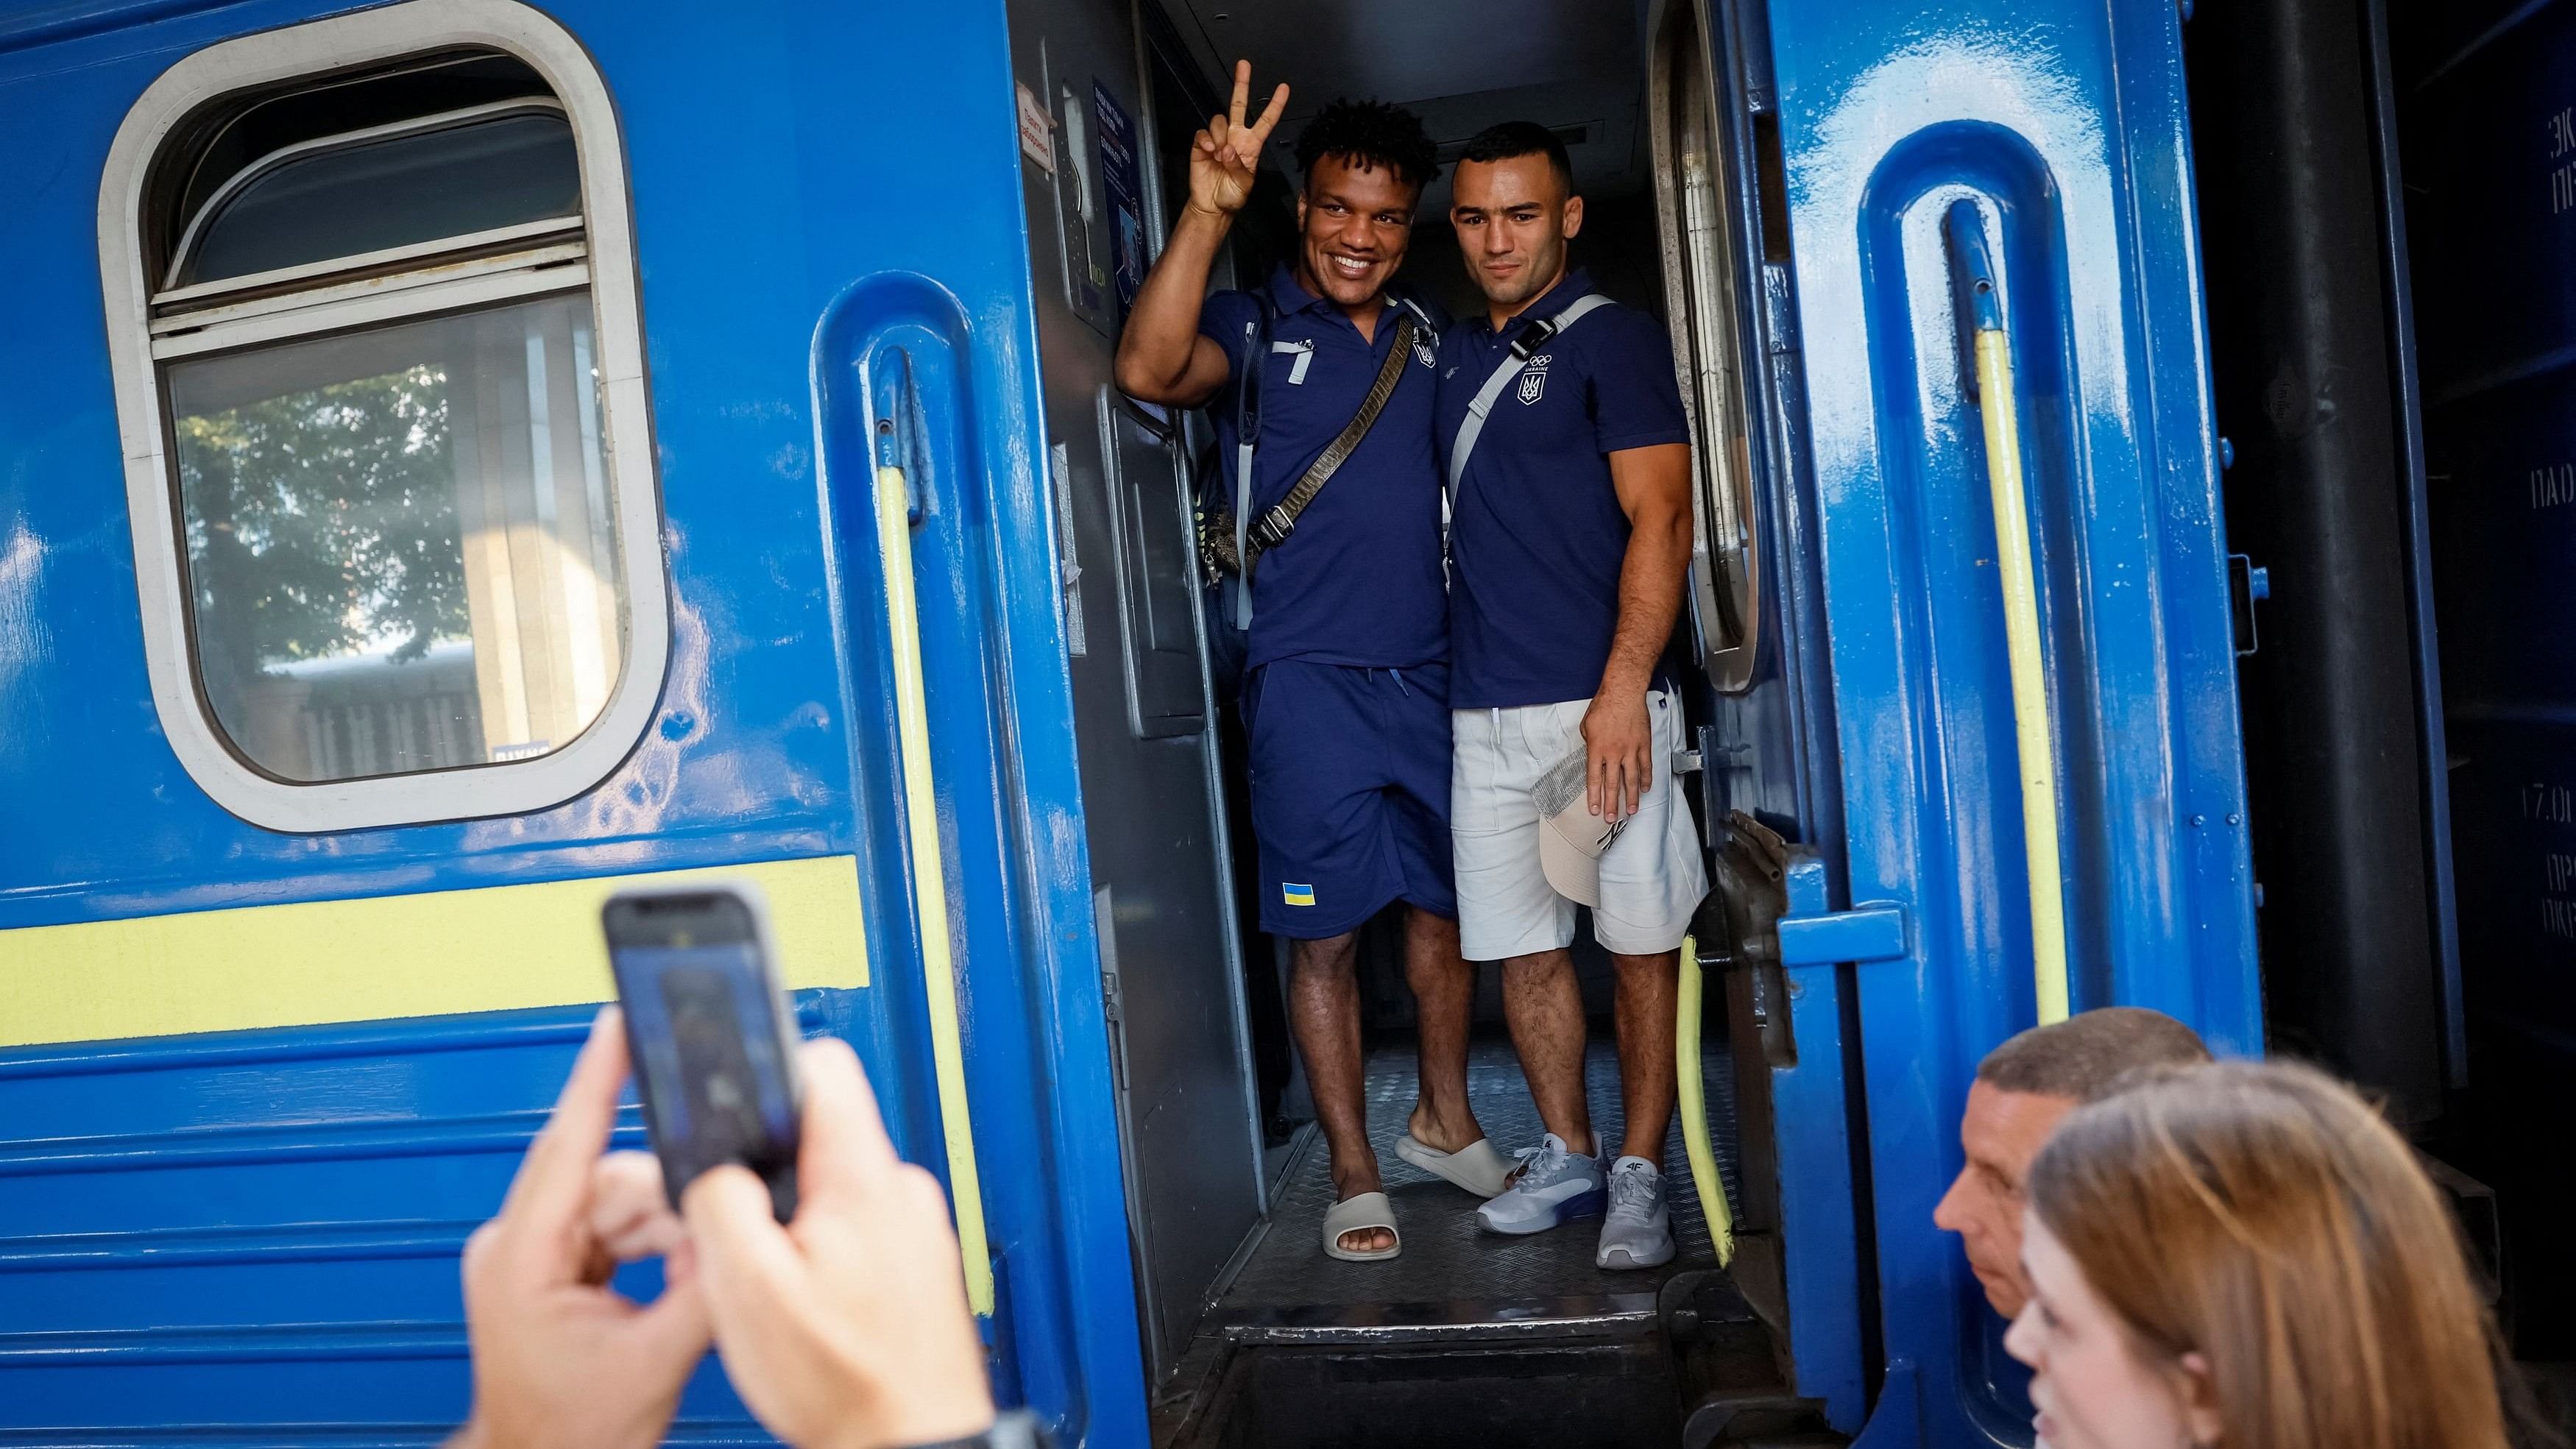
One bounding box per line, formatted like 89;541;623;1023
630;1264;714;1381
792;1037;900;1202
682;1164;807;1327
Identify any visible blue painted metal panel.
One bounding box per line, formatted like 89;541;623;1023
0;0;1142;1441
1759;0;2262;1444
1772;854;1869;1431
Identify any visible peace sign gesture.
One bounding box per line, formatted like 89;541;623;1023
1187;60;1289;219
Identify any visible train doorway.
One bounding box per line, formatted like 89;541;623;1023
1003;0;1814;1438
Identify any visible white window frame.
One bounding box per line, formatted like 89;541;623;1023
97;0;668;833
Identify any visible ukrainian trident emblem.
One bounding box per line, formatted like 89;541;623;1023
1517;364;1547;405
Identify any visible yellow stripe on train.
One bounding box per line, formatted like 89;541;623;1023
0;855;867;1048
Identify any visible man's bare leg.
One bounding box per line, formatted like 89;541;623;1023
1608;949;1679;1162
1402;908;1485;1152
1288;930;1390;1253
1499;946;1595;1157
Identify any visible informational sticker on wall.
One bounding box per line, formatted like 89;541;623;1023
1093;80;1146;316
1056;84;1108;324
1050;440;1087;657
1017;81;1055;174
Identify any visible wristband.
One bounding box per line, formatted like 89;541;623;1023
902;1408;1046;1449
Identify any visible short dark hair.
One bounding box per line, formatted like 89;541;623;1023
1295;99;1437;194
1976;1006;2212;1102
1457;120;1574;193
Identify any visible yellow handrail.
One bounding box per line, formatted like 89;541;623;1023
1675;935;1734;1265
874;461;997;1315
1967;325;2070;1026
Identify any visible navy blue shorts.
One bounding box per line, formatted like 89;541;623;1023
1243;660;1457;939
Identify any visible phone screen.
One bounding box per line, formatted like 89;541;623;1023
604;889;802;1217
620;942;798;1163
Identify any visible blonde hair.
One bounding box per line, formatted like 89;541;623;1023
2027;1059;2507;1449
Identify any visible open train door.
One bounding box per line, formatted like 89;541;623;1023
1722;0;2269;1439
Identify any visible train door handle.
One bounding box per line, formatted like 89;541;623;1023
1945;199;2072;1026
868;355;997;1318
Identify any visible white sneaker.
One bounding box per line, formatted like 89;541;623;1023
1596;1156;1674;1269
1475;1133;1607;1235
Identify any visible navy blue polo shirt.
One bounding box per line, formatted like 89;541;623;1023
1199;269;1449;671
1436;269;1691;708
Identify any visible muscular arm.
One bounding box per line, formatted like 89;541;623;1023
1581;442;1694;819
1112;205;1236;407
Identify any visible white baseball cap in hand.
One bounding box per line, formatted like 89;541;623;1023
1532;746;1629;909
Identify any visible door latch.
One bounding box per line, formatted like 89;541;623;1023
1726;811;1912;968
2226;553;2269;657
1772;901;1908;966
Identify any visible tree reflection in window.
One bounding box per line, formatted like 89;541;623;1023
171;294;623;783
179;364;465;665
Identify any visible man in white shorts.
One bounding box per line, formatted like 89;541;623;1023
1435;121;1710;1269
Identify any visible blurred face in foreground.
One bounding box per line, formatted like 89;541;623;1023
2006;1211;2218;1449
1931;1080;2074;1317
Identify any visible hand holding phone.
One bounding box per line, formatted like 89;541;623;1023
682;1036;997;1449
603;884;804;1221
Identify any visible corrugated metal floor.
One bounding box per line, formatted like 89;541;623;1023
1210;1037;1739;1327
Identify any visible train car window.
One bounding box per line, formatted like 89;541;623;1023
170;104;579;288
1649;3;1763;690
97;0;668;832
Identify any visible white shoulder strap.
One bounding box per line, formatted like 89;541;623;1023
1393;293;1441;347
1442;293;1616;533
1235;316;1259;628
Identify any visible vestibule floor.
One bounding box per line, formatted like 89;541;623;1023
1210;1036;1741;1331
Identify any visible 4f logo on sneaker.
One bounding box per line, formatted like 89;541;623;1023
1518;354;1551;405
1281;882;1316;907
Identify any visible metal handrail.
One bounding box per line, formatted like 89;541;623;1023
872;445;997;1316
1946;200;2070;1026
1677;935;1735;1264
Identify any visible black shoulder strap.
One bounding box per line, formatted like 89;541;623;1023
1245;313;1418;558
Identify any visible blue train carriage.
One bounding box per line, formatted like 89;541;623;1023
0;0;2280;1444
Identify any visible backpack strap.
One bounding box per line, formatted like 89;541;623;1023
1229;290;1276;627
1445;293;1616;506
1389;289;1442;348
1243;313;1419;560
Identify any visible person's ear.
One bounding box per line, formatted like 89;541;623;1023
1561;194;1585;240
2173;1350;2223;1449
1295;194;1308;230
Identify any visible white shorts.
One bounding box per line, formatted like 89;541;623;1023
1451;691;1711;960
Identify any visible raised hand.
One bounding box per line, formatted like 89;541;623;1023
1186;59;1289;219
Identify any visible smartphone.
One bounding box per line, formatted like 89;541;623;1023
602;883;802;1221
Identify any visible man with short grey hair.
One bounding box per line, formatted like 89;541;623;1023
1931;1006;2212;1317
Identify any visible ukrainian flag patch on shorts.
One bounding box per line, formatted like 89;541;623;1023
1281;882;1316;907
